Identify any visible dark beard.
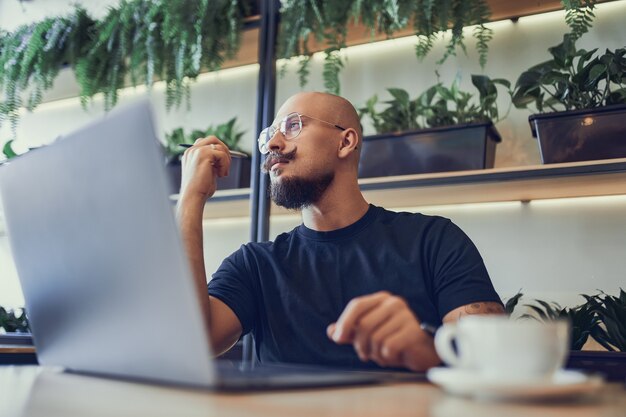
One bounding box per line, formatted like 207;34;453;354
270;172;334;210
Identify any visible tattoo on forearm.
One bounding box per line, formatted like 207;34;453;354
458;302;505;319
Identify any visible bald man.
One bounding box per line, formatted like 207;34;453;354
177;92;504;372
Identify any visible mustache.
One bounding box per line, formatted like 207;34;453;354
261;149;296;173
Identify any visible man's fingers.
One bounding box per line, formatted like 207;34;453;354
331;291;390;344
367;313;407;364
326;323;336;340
187;146;230;178
377;327;412;367
352;300;401;359
190;136;232;165
193;135;229;150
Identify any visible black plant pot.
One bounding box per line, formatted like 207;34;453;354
567;350;626;381
166;156;251;194
358;122;501;178
529;103;626;164
0;332;37;365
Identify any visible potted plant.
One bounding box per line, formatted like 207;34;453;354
583;290;626;352
520;298;600;351
0;306;37;365
164;117;250;193
512;35;626;164
0;306;30;334
509;289;626;381
357;74;510;178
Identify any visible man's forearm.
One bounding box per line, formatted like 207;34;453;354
176;195;212;323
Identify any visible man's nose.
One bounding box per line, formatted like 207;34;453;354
267;129;286;152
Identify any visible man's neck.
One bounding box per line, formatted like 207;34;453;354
301;185;370;232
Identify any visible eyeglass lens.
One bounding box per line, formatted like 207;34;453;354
257;113;302;154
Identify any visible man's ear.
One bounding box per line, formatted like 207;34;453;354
337;128;359;159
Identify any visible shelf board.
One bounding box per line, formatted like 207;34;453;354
194;158;626;219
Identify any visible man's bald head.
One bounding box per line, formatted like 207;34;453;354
276;92;363;146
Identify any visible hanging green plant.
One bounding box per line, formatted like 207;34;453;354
76;0;243;111
0;7;94;136
562;0;597;41
278;0;493;94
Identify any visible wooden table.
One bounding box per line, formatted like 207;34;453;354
1;366;625;417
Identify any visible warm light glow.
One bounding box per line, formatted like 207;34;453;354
395;201;524;214
517;0;626;25
527;194;626;207
391;193;626;214
581;117;594;126
17;63;259;114
202;217;251;227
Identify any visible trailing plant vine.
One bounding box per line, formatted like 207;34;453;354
562;0;596;41
0;8;94;136
278;0;493;94
76;0;243;111
0;0;244;137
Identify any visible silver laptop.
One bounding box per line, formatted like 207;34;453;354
0;100;417;390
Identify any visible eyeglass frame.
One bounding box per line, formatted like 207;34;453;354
257;112;347;154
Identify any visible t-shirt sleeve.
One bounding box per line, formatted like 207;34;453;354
430;219;502;318
207;245;257;335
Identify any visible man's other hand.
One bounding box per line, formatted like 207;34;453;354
326;291;439;371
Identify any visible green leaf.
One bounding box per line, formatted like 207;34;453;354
2;140;18;159
586;63;606;86
504;291;523;315
471;74;494;99
525;304;549;320
387;88;410;107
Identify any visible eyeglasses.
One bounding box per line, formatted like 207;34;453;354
257;112;346;155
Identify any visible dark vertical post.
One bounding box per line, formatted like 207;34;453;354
244;0;280;366
256;0;279;244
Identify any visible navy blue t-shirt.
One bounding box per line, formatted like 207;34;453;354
208;205;501;369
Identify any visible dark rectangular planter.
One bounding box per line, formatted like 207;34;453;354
358;122;501;178
166;156;251;194
529;103;626;164
0;333;32;345
566;350;626;382
0;333;38;365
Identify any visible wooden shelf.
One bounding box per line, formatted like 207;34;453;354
0;345;35;354
195;158;626;219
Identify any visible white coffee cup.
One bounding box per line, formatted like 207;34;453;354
434;316;570;381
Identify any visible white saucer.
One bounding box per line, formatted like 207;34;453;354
427;367;603;401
